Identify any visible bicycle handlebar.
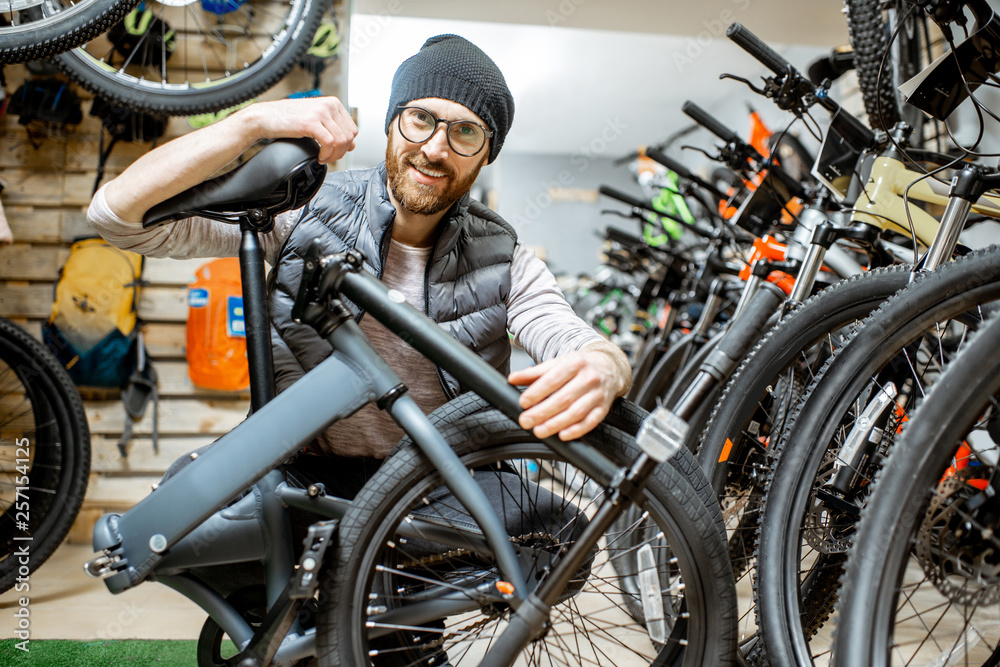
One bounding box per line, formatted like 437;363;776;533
679;102;810;201
598;184;695;227
598;185;720;241
598;185;660;213
604;225;647;249
682;101;751;152
726;22;875;151
726;22;789;76
645;148;730;201
645;148;694;181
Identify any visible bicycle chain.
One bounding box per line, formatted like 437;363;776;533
399;531;556;569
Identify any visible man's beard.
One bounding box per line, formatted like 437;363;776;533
385;140;485;216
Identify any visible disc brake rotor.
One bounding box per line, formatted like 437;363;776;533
917;468;1000;607
805;450;853;553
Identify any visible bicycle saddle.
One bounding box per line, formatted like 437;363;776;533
143;137;327;228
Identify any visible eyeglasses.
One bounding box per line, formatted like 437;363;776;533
396;105;492;157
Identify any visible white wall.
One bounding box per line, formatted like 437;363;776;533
492;152;640;278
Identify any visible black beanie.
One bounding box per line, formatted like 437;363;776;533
385;34;514;164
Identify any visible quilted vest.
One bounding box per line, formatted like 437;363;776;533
267;163;517;398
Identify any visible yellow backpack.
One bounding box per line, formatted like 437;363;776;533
43;237;158;455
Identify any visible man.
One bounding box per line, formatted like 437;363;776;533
89;34;630;482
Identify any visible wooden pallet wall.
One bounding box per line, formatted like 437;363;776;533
0;6;349;542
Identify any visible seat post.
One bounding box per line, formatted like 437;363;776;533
238;214;297;612
239;215;276;412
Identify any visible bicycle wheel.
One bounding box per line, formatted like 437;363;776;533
0;316;91;593
0;0;139;64
845;0;931;134
54;0;327;116
754;247;1000;666
317;408;739;666
694;263;912;652
832;309;1000;666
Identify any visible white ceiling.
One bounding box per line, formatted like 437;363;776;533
343;2;852;168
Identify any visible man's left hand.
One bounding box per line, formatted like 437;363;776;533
508;342;631;441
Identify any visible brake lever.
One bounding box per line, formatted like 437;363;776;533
680;143;722;164
720;69;815;116
766;69;817;115
719;72;768;96
684;141;756;180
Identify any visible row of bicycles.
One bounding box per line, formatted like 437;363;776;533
566;0;1000;664
4;0;1000;665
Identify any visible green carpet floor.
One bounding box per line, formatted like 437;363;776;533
0;638;235;665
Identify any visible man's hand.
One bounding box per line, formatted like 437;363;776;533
508;341;632;441
247;97;358;164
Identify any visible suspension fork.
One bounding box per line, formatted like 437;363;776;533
817;381;900;515
919;164;1000;276
735;257;797;318
785;220;888;311
629;297;680;396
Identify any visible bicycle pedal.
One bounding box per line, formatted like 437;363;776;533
290;520;337;599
